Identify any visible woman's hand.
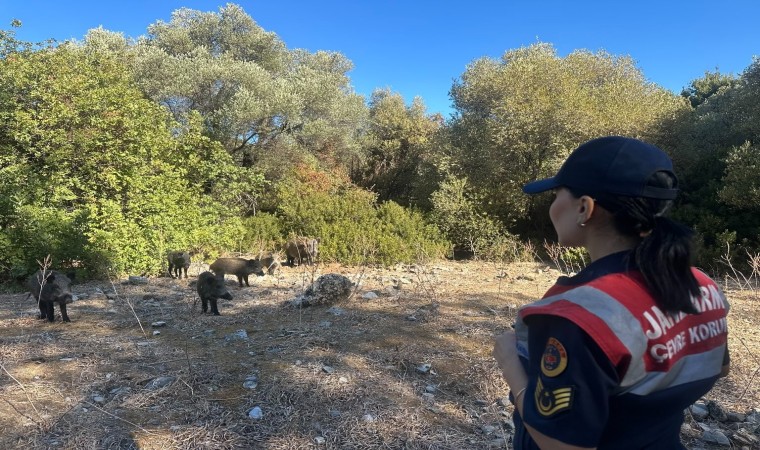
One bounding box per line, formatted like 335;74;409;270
493;330;520;373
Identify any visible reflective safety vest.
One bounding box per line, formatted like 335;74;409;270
514;268;728;395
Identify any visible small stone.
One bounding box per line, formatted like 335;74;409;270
152;331;160;336
128;276;149;285
701;429;730;446
488;438;507;448
727;412;747;422
362;291;378;300
327;306;345;316
92;395;105;403
110;387;130;395
425;385;437;393
145;376;175;390
690;403;709;420
707;400;728;421
322;365;335;374
416;363;431;374
314;436;326;445
338;376;348;383
482;425;497;434
225;329;249;341
248;406;263;419
151;321;167;327
732;428;760;447
362;414;375;423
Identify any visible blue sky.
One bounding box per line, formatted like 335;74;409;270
2;1;758;116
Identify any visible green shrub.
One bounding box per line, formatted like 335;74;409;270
430;175;511;260
240;213;284;254
3;205;88;278
274;174;448;266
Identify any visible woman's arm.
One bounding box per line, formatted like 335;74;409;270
493;331;596;450
720;343;730;377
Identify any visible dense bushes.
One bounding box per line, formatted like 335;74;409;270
3;11;760;281
274;166;448;266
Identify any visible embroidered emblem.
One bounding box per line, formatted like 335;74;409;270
535;378;574;417
541;337;568;377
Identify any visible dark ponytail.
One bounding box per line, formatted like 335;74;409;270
582;171;700;314
632;216;700;314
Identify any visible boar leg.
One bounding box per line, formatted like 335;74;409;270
59;303;71;322
45;302;55;322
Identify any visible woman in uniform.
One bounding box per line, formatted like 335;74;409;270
493;136;730;449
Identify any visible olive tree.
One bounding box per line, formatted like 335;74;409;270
447;43;688;231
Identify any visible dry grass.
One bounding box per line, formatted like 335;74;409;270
0;260;756;449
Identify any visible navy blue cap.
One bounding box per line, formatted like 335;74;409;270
522;136;678;200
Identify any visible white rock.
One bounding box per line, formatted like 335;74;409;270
416;363;431;374
248;406;263;419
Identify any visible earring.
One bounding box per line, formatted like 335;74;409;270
578;222;586;227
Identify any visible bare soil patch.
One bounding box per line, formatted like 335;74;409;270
0;260;757;449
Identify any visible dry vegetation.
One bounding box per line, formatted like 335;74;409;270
1;259;758;449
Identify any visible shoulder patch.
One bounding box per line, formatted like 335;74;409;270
541;337;568;377
535;378;574;417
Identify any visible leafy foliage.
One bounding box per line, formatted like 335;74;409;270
3;7;760;279
668;58;760;266
124;4;368;181
447;43;688;233
357;89;442;208
429;175;507;259
275;166;448;266
0;42;262;278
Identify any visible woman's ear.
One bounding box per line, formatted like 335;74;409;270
577;195;596;226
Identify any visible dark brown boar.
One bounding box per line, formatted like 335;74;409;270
285;237;320;266
28;270;74;322
209;257;264;287
167;251;191;279
197;271;233;315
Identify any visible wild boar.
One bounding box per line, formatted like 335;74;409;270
28;270;74;322
167;251;191;279
197;271;233;315
209;257;264;287
259;255;280;275
285;237;320;266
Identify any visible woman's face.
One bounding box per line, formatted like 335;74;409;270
549;188;584;247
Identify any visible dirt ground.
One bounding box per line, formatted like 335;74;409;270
0;260;757;449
